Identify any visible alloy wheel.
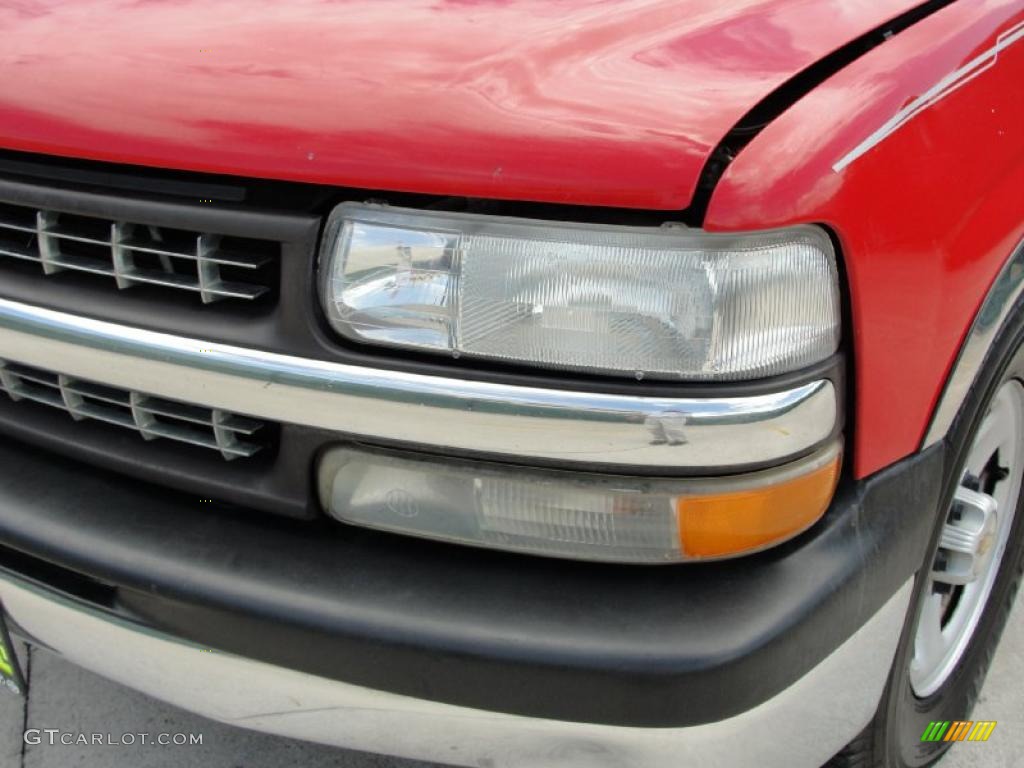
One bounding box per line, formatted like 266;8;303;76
909;379;1024;697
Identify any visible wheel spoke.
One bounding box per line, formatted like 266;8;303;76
913;591;946;677
966;412;1001;478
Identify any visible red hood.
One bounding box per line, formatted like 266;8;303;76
0;0;917;209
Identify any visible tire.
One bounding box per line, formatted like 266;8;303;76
828;311;1024;768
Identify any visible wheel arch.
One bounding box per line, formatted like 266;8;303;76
925;236;1024;450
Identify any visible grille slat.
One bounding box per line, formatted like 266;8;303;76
62;380;133;408
37;229;273;270
0;247;35;260
119;238;271;269
215;413;265;435
0;363;60;389
38;253;114;277
135;396;264;436
0;359;266;461
43;226;112;247
0;203;276;304
0;244;267;299
0;222;34;234
73;399;139;430
0;379;65;410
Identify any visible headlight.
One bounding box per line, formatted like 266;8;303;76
319;203;840;380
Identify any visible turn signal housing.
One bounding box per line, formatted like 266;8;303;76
318;443;841;563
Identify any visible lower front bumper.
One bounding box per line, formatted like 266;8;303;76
2;571;911;768
0;431;947;765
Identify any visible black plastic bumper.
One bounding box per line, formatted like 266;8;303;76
0;436;943;728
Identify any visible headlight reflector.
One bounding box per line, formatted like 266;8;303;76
319;204;840;380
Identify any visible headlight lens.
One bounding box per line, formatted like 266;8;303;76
319;203;840;380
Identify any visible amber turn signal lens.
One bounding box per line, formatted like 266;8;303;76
677;453;841;558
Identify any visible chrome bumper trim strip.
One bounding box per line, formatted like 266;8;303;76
0;298;836;470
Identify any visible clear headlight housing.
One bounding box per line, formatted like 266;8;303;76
319;203;840;380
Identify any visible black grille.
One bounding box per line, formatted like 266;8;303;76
0;162;321;518
0;359;270;461
0;200;278;303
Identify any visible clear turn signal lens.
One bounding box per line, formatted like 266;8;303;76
318;443;841;563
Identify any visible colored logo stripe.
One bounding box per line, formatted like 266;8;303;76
970;722;997;742
947;722;971;741
921;721;996;742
